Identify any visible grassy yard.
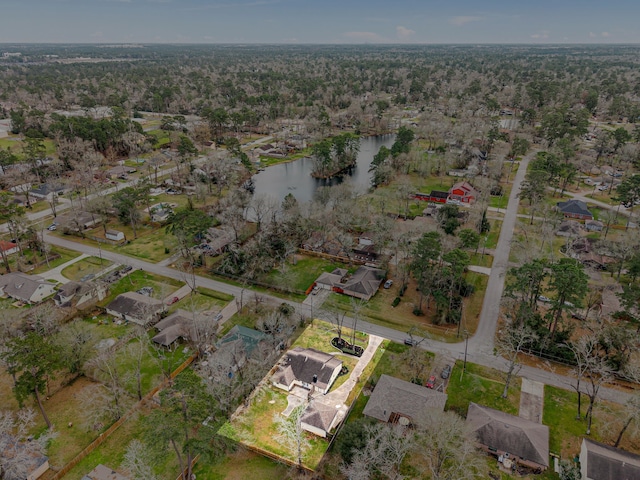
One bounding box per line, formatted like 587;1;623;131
9;246;82;275
542;385;631;459
61;256;113;281
323;270;487;342
445;361;521;418
218;385;329;470
100;269;184;306
193;448;290;480
261;255;351;293
168;286;234;314
218;321;371;470
59;221;175;263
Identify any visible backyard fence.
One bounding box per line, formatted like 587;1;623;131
48;353;198;480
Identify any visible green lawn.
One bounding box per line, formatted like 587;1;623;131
61;256;114;281
27;246;83;274
100;269;184;306
169;287;234;314
193;449;290;480
445;361;520;418
261;255;351;294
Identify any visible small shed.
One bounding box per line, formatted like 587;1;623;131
105;230;125;242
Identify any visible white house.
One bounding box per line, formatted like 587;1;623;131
0;272;56;304
272;347;342;395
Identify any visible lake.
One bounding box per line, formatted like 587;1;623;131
251;134;395;205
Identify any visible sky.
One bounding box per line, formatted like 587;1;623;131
0;0;639;44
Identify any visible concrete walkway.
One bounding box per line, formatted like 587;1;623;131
322;334;384;407
39;254;89;284
519;378;545;423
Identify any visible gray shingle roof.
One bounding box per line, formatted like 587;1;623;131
0;272;52;303
301;401;339;432
106;291;164;325
583;438;640;480
273;347;342;392
363;374;447;423
557;199;593;218
466;402;549;467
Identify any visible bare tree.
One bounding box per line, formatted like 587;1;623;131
496;322;538;398
122;440;159;480
341;422;414;480
87;349;128;420
413;411;488;480
0;409;57;480
273;405;310;469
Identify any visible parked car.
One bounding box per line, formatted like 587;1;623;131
214;313;223;322
538;295;551;303
311;285;320;295
404;338;418;346
441;364;452;379
137;286;154;296
47;223;57;231
166;296;179;305
383;280;393;289
426;375;436;389
121;265;133;273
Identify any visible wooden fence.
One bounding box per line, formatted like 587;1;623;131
48;353;198;480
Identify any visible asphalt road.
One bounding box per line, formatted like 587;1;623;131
6;145;632;405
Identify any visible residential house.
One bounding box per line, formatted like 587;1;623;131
315;268;349;291
363;374;447;425
53;281;107;309
0;272;56;304
206;226;235;254
315;266;385;301
301;400;341;438
81;464;129;480
0;240;19;256
105;230;125;242
466;402;549;472
152;309;197;349
272;347;342;395
579;438;640;480
448;181;478;204
105;292;165;326
585;220;604;232
106;165;136;180
57;211;103;233
148;203;173;223
557;200;593;221
29;183;65;199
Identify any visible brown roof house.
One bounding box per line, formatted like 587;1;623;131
105;292;165;326
81;464;129;480
272;347;342;395
315;266;385;301
466;403;549;473
363;374;447;426
53;281;107;309
151;309;198;349
0;272;56;304
300;400;342;438
580;438;640;480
